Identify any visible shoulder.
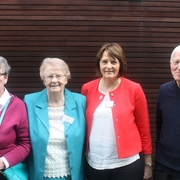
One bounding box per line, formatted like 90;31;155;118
24;89;46;103
158;81;174;96
82;79;100;89
72;92;86;100
65;88;86;102
160;81;173;89
121;77;142;89
10;95;26;106
119;78;146;100
81;79;100;96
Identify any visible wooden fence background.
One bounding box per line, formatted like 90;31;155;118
0;1;180;179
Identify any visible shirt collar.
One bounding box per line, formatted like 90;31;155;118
174;80;179;88
0;88;11;111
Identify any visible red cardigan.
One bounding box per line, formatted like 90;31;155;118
81;77;152;158
0;96;31;167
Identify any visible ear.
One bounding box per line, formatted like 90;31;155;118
4;74;9;84
64;77;68;85
43;79;47;86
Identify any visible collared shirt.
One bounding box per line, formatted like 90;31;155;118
173;80;180;88
0;88;11;168
0;88;11;111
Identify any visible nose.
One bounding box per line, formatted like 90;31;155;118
107;62;112;68
52;75;58;82
178;63;180;69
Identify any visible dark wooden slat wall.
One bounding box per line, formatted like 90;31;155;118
0;0;179;173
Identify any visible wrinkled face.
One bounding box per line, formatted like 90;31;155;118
43;64;67;93
0;68;8;96
99;50;120;80
170;51;180;87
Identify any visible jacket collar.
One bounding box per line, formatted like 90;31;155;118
35;88;76;132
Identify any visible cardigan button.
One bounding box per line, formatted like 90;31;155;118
116;119;118;121
118;136;120;138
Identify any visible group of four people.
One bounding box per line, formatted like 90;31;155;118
0;43;179;180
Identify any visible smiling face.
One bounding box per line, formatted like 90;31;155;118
43;64;68;94
170;50;180;87
99;50;120;80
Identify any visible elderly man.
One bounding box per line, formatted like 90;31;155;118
154;45;180;180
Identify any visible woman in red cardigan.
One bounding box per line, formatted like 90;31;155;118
81;43;152;180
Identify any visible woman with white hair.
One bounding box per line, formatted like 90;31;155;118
24;58;86;180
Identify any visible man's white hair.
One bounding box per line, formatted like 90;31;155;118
170;45;180;61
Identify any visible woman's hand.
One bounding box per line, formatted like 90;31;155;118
0;158;6;170
143;154;152;179
143;165;152;179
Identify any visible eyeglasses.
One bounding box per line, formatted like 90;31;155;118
45;74;66;80
0;73;7;76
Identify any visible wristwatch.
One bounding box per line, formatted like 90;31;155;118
145;162;153;167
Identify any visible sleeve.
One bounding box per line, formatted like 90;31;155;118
3;98;31;167
155;89;162;148
134;84;152;154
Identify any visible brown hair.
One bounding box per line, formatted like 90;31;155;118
95;43;127;77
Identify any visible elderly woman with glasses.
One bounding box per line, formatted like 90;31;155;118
24;58;86;180
0;56;31;179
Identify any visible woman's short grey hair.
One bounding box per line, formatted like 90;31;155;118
0;56;11;74
170;45;180;61
39;57;71;80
